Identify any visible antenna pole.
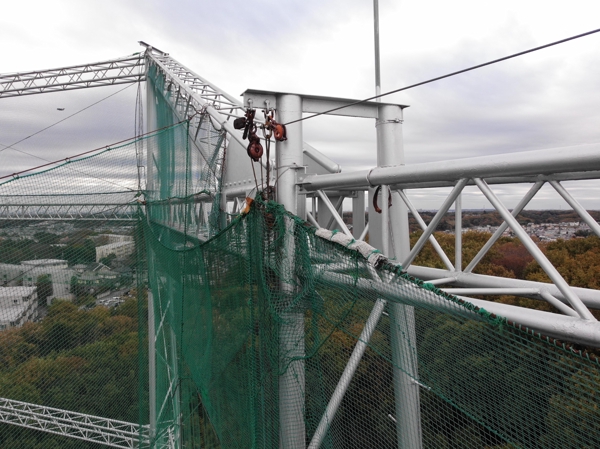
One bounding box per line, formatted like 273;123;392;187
374;0;382;101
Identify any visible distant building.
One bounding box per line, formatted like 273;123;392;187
20;259;75;302
96;241;135;262
0;263;25;287
0;286;38;330
21;259;68;270
71;263;126;297
97;234;134;244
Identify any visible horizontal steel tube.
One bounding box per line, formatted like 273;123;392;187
458;295;600;346
442;288;541;295
475;177;595;320
406;265;600;309
301;144;600;190
441;287;582;317
321;270;600;347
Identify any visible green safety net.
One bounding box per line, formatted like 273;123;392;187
145;192;600;449
0;128;152;448
0;66;598;449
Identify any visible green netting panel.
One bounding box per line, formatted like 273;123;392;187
146;66;226;240
0;129;159;448
144;198;600;449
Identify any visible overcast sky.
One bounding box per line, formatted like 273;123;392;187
1;0;599;210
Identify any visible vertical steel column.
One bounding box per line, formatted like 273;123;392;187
376;104;422;449
352;191;366;239
145;61;157;442
373;0;382;99
276;94;306;449
455;194;462;271
148;290;156;441
146;66;158;195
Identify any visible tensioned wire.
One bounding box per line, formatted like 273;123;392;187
283;27;600;126
0;83;136;155
0;120;188;190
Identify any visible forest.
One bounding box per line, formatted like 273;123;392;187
412;230;600;318
302;230;600;449
1;223;599;448
0;295;145;449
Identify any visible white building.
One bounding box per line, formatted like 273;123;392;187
20;259;75;302
95;241;135;262
0;286;38;330
97;234;134;244
0;263;25;287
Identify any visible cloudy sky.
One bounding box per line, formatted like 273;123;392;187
1;0;599;209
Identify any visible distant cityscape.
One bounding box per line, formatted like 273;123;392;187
0;220;135;331
1;210;598;331
463;221;592;241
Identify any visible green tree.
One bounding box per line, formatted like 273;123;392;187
99;252;117;267
64;239;96;265
35;274;53;306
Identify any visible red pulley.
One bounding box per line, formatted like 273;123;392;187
271;121;287;141
247;141;263;161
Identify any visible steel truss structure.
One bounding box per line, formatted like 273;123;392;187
1;44;600;449
0;202;139;221
0;397;148;448
0;54;144;98
142;43;246;145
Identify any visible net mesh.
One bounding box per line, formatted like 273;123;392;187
0;130;151;448
145;195;600;449
0;73;599;448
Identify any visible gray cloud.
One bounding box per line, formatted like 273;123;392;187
1;0;600;210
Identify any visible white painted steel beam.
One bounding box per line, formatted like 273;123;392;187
361;170;600;190
0;55;144;98
550;180;600;238
397;190;454;271
459;295;600;346
321;270;600;347
464;181;544;273
300;143;600;190
0;203;138;220
308;298;387;449
455;193;462;271
316;190;352;237
144;49;247;148
0;397;148;449
406;265;600;309
277;93;306;449
401;179;468;269
242;89;408;119
440;288;578;318
375;103;422;449
474;178;596;321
